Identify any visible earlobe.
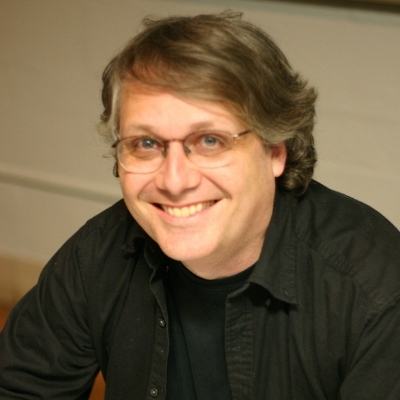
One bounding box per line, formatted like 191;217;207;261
271;142;287;178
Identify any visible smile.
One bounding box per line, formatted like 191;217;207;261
160;201;215;217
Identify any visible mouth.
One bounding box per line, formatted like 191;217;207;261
159;201;216;217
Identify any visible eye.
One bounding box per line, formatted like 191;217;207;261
136;137;159;150
190;131;232;154
200;135;219;147
124;136;163;153
122;136;163;157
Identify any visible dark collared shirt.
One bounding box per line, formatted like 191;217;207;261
1;181;400;399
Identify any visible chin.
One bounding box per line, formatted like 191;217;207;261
158;239;213;265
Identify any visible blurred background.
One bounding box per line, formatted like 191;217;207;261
1;0;399;309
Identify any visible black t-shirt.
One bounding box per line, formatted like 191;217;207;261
165;262;253;400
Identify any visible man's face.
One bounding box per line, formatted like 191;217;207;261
118;83;286;278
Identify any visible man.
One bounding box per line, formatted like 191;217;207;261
1;11;399;400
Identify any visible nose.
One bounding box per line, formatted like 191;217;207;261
154;141;202;196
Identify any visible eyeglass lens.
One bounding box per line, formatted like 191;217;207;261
116;130;250;173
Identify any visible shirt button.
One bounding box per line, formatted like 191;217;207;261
158;318;166;328
265;298;271;307
150;387;159;397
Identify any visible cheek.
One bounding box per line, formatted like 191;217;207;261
239;155;277;205
241;149;275;183
119;174;134;197
119;173;146;203
212;149;273;191
212;162;272;207
119;175;154;228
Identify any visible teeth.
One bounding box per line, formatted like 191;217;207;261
161;201;214;217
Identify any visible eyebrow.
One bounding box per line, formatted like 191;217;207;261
122;124;157;137
120;121;226;138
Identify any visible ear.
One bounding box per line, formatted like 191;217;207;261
271;142;287;178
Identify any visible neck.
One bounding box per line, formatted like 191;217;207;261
181;235;265;280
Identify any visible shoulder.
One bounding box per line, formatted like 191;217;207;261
46;199;147;290
80;199;134;235
296;180;399;248
74;199;145;253
294;181;400;309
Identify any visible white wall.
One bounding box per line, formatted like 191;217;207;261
1;0;399;269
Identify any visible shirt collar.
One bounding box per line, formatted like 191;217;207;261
249;189;298;305
121;189;298;304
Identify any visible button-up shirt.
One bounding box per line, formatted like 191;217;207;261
1;181;400;399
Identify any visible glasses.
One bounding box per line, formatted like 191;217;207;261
113;129;251;174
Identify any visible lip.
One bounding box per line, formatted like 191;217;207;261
157;200;217;218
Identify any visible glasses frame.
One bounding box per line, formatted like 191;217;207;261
112;129;252;174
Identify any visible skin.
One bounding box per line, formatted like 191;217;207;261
118;82;287;279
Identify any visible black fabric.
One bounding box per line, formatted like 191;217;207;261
165;268;197;400
1;181;400;400
165;262;253;400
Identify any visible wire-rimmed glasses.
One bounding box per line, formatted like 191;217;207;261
113;129;251;174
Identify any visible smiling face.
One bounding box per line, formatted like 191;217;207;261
118;82;286;278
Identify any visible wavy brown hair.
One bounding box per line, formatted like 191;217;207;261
98;11;317;195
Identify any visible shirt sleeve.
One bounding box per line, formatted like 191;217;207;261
0;234;99;399
338;298;400;400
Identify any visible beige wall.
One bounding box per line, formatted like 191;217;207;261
1;0;399;304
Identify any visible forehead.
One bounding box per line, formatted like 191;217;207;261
119;81;246;133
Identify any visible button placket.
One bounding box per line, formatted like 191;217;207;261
158;317;166;328
150;387;159;397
